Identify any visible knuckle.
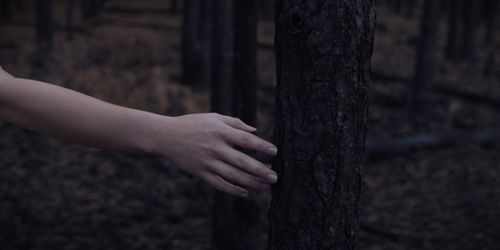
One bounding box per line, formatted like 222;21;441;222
240;134;252;146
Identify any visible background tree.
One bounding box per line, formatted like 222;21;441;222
65;0;75;40
210;0;235;248
181;0;211;90
410;0;441;112
233;0;257;125
460;0;481;61
268;0;375;249
35;0;53;53
0;0;12;23
445;0;462;61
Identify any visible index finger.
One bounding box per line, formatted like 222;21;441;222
224;129;277;156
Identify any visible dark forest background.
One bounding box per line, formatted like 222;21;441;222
0;0;499;249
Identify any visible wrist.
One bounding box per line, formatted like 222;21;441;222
133;111;178;156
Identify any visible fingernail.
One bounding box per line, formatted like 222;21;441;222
248;126;257;132
267;147;278;155
266;173;278;183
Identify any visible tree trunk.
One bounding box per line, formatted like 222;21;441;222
482;0;497;44
445;0;462;61
66;0;75;40
210;1;235;249
233;0;257;125
81;0;101;19
268;0;375;249
460;0;481;61
181;0;211;90
35;0;53;53
0;0;11;23
230;1;260;249
170;0;178;14
411;0;440;112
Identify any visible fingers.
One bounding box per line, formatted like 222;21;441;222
215;146;278;184
200;172;249;198
224;129;278;156
213;113;257;132
207;160;270;191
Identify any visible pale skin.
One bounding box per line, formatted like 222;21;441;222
0;66;278;198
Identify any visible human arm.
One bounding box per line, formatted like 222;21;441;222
0;67;277;197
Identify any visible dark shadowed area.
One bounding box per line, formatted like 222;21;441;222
0;0;499;249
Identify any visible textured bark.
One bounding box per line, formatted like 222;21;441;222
35;0;53;52
411;0;440;111
233;0;257;125
269;0;375;249
210;1;235;249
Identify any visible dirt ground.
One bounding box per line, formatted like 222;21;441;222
0;0;499;249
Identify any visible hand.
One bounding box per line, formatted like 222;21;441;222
150;113;278;198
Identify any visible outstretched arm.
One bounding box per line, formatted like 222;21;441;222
0;67;277;197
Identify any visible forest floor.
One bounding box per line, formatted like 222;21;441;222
1;1;500;249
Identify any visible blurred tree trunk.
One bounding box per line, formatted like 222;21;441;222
269;0;374;249
0;0;11;23
182;0;211;90
231;1;260;249
411;0;440;112
81;0;102;19
446;0;462;61
233;0;257;125
66;0;75;40
170;0;178;14
35;0;53;53
460;0;481;61
210;1;235;248
482;0;497;44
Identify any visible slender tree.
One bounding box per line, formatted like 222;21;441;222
233;0;257;125
411;0;441;112
35;0;53;53
483;0;498;44
210;1;235;248
445;0;462;61
0;0;12;23
66;0;75;40
181;0;211;90
170;0;178;14
460;0;481;61
269;0;375;249
230;1;260;249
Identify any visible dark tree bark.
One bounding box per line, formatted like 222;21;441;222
35;0;53;53
181;0;211;90
233;0;257;125
65;0;75;40
410;0;440;112
445;0;462;61
459;0;481;61
268;0;375;249
210;1;235;249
